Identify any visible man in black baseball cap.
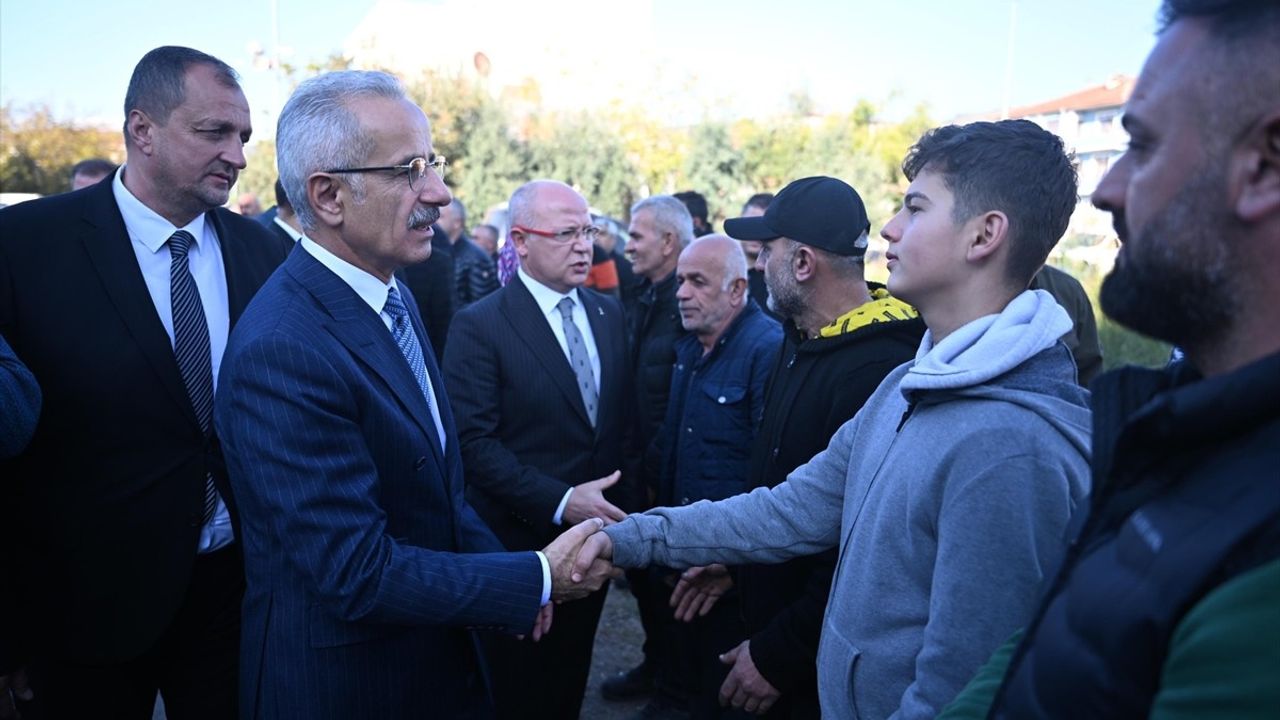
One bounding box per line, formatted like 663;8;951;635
725;175;870;258
705;176;923;716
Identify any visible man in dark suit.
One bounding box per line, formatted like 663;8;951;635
215;71;613;720
264;179;302;245
444;179;633;719
0;46;290;718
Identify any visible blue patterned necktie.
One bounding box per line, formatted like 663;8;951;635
383;286;438;422
168;230;218;524
556;297;598;427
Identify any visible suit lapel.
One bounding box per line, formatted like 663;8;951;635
286;250;445;467
501;279;592;427
78;180;201;429
209;209;255;326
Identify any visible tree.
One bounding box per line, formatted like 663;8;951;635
682;122;744;226
1;104;123;195
527;113;637;219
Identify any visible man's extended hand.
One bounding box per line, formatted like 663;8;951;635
543;518;617;602
571;527;614;584
563;470;626;526
719;640;781;715
0;667;33;720
670;564;732;622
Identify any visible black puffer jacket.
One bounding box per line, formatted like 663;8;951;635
624;272;687;502
452;235;499;307
991;351;1280;719
738;287;925;717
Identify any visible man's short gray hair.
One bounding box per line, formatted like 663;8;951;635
276;70;407;231
685;234;748;291
631;195;694;249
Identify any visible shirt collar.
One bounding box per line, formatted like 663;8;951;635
299;236;399;316
517;265;580;316
273;215;304;242
112;165;208;252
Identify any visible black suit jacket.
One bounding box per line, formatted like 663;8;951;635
0;177;290;664
443;275;631;551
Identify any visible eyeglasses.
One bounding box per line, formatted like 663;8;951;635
323;155;448;190
512;224;601;244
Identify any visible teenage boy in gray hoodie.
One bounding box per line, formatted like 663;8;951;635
573;119;1092;720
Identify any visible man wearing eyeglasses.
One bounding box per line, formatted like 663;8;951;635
444;179;634;720
215;74;616;719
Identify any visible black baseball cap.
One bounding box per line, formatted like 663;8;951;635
724;176;870;257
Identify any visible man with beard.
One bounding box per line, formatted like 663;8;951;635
216;73;615;719
0;46;291;718
940;1;1280;718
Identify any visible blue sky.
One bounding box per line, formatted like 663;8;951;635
1;0;1158;127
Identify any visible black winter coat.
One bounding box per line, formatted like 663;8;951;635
625;272;687;502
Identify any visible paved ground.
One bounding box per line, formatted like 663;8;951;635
582;581;648;719
152;576;650;717
152;580;649;720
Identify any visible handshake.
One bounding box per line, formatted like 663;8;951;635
541;517;619;603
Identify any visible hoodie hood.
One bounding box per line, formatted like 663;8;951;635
903;289;1072;393
900;289;1090;459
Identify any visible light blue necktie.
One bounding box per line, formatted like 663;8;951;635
383;286;440;441
556;296;598;427
168;230;218;524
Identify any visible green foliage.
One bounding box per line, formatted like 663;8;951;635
0;104;123;195
236;141;278;211
683;123;743;224
1054;258;1172;371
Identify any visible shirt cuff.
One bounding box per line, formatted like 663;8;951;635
552;487;574;526
535;551;552;606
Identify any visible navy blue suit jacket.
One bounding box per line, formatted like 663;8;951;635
215;247;543;719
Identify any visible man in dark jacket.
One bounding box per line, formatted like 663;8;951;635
719;177;925;718
940;1;1280;717
439;198;499;306
650;235;782;718
603;195;694;710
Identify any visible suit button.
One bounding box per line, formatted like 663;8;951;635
414;457;427;469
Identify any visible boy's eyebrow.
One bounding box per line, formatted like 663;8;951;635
904;191;930;205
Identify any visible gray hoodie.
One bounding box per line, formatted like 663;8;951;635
605;289;1091;719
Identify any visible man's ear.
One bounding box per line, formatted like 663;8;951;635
1235;110;1280;223
966;210;1010;264
793;245;818;282
728;276;748;305
125;109;156;156
510;229;530;259
308;174;344;229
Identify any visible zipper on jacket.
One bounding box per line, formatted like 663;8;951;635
895;401;916;433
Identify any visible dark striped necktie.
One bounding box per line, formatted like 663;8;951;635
168;230;218;525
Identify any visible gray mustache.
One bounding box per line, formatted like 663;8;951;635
409;206;440;229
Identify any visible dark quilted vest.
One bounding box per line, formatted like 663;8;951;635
990;354;1280;718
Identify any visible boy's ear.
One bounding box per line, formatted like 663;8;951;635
967;210;1009;263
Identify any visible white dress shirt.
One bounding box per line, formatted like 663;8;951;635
273;215;304;242
514;267;602;527
113;166;233;553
